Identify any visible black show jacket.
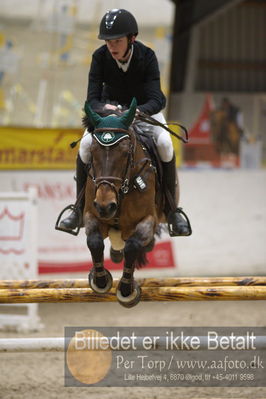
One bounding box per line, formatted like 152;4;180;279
87;40;166;115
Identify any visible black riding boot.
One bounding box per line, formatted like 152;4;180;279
162;155;192;237
59;154;87;231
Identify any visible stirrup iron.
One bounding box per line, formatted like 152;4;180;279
55;204;82;236
168;207;192;237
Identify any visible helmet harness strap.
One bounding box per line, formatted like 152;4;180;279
121;36;133;60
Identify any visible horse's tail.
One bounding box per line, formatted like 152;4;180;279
134;226;163;269
126;236;150;269
135;249;148;269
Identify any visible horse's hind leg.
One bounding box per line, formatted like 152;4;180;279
110;247;124;263
87;227;113;294
109;228;125;263
116;216;155;308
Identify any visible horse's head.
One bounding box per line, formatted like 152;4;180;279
85;98;137;220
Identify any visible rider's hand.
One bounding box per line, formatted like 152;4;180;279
104;104;118;111
133;108;140;123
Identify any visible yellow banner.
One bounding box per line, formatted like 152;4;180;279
0;127;82;169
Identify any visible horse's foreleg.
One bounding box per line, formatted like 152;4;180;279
86;218;113;293
117;215;155;307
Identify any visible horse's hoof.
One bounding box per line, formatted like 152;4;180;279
110;247;124;263
88;268;113;294
116;281;141;308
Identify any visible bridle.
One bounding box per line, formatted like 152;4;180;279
88;127;137;205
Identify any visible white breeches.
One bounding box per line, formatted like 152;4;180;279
79;111;174;164
149;112;174;162
79;129;93;164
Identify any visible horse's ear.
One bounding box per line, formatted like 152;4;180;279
120;97;137;128
84;101;103;127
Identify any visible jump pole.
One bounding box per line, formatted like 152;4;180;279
0;276;265;289
1;336;266;352
0;285;266;303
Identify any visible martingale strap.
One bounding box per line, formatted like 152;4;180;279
93;127;130;146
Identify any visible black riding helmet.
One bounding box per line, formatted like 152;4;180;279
98;9;138;40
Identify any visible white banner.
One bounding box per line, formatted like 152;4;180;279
0;188;40;331
0;188;38;279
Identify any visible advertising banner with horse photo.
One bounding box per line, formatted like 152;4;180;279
183;94;251;169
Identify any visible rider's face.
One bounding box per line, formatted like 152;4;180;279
105;36;129;61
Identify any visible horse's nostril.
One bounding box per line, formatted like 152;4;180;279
94;201;117;218
108;202;117;214
94;201;103;216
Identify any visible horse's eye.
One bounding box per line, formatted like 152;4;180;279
119;142;129;152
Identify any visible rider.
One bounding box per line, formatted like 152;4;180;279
59;8;191;237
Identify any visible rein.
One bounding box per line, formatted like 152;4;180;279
136;112;189;143
70;112;188;149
